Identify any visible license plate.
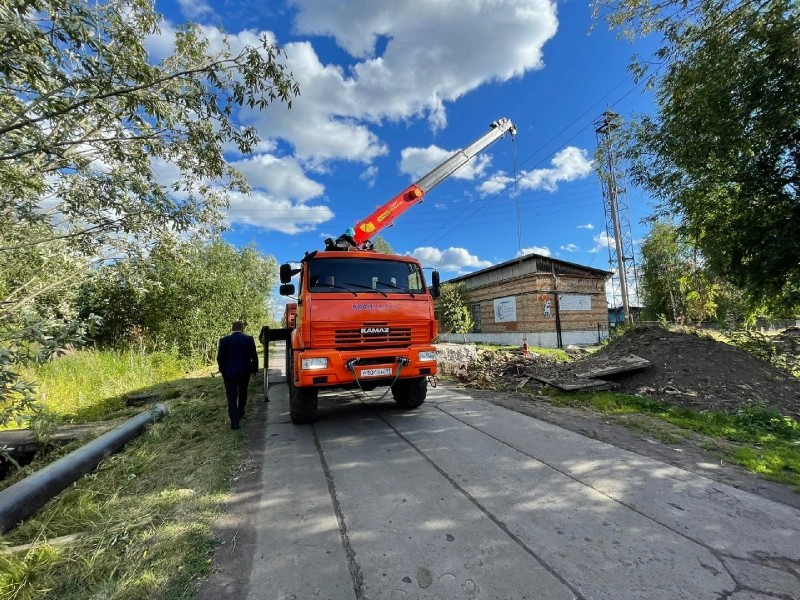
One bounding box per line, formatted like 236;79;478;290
360;367;392;377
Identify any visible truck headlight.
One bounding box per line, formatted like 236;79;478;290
418;351;437;362
301;357;328;370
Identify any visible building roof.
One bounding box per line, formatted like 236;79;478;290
445;252;611;285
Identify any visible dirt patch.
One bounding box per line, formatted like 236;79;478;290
463;326;800;419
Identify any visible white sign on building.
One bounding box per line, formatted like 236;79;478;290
558;294;592;311
493;296;517;322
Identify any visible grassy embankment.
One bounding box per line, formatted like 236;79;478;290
1;349;252;600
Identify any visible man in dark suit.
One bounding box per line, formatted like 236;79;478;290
217;321;259;430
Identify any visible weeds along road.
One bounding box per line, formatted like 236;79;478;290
200;347;800;600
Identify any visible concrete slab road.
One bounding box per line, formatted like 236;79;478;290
202;356;800;600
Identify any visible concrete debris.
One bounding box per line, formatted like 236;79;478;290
573;354;651;378
435;343;479;375
438;345;649;395
532;376;616;392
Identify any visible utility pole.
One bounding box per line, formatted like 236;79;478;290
594;109;639;326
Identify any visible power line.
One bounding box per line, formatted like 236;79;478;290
416;77;646;248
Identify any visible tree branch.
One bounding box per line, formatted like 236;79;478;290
0;58;239;137
0;220;123;252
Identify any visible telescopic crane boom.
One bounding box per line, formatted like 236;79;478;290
352;118;516;246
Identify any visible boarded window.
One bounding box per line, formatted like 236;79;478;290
472;303;482;333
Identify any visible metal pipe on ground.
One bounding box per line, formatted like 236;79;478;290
0;404;168;534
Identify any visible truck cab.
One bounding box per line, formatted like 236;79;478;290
279;250;440;423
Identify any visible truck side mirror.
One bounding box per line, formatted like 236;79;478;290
279;284;296;296
430;270;441;299
280;264;293;284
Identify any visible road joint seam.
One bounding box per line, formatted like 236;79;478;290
378;413;587;600
433;402;748;590
312;423;365;600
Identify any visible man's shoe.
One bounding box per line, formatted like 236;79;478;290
231;424;240;430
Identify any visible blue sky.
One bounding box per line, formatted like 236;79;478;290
150;0;659;302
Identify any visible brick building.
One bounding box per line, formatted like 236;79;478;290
436;253;611;348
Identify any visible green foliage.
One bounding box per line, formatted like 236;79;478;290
639;222;749;323
371;235;394;254
0;368;247;599
1;0;299;248
1;0;298;421
594;0;800;311
0;315;100;426
732;403;800;440
77;238;279;360
438;282;473;335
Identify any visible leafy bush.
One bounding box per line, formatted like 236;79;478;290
732;403;800;441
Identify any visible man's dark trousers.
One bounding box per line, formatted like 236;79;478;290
217;330;259;430
223;374;250;430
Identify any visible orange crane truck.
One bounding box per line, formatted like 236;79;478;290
261;118;516;423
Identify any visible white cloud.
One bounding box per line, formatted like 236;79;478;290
479;146;593;195
232;154;325;201
407;246;492;272
226;190;334;234
176;0;216;20
560;243;579;252
590;231;615;253
360;165;378;188
518;246;551;257
239;0;556;161
577;223;594;230
225;154;332;233
144;26;176;62
434;203;447;211
142;3;560;235
399;146;492;182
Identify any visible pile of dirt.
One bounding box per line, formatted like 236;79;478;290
462;326;800;419
589;327;800;418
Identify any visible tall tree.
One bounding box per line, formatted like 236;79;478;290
371;235;394;254
1;0;298;423
2;0;298;260
640;221;758;324
594;0;800;310
438;282;474;338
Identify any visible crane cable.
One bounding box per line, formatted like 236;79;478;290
512;134;521;255
511;136;530;355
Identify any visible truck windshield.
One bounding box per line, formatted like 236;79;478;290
308;258;426;294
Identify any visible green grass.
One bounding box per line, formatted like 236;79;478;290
527;347;571;362
473;344;571;362
540;390;800;490
8;350;201;427
0;350;255;599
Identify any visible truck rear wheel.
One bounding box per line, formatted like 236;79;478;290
287;350;318;424
391;377;427;409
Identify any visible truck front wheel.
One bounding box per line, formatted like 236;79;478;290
287;352;319;424
391;377;427;409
